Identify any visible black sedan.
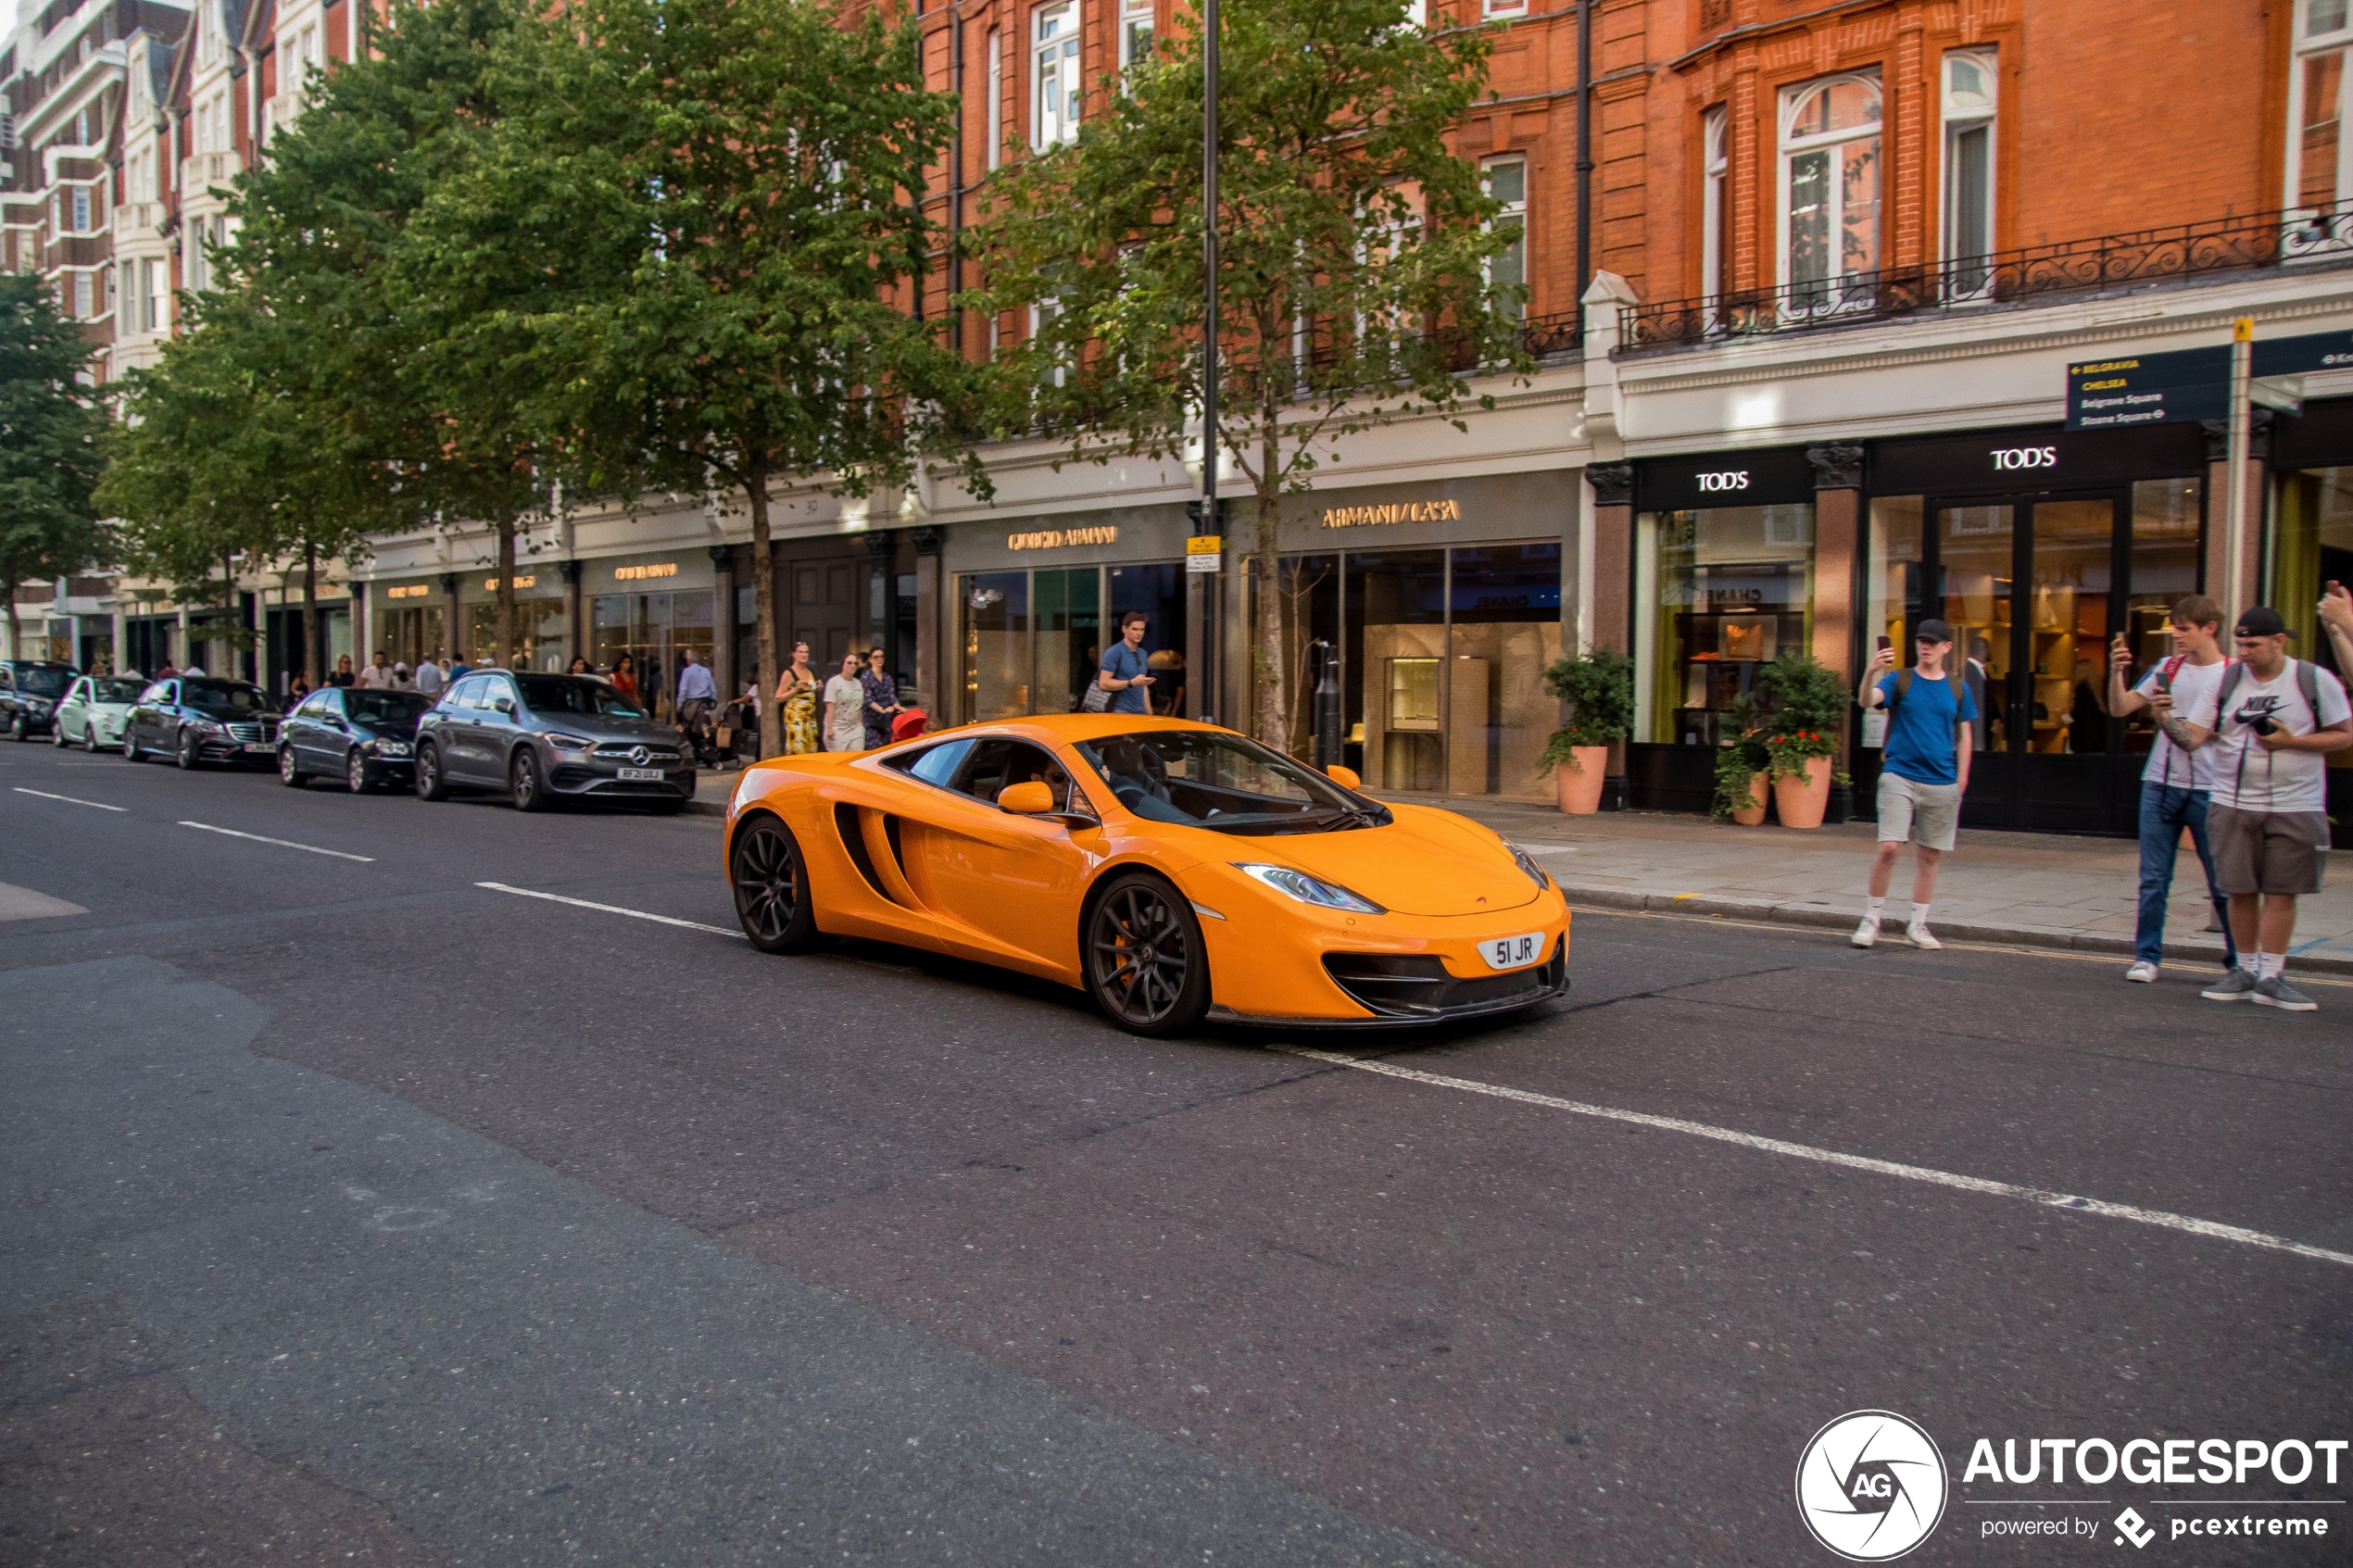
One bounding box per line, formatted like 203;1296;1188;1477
122;676;283;768
279;686;435;793
1;659;79;742
415;671;693;811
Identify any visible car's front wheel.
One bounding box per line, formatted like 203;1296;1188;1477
346;749;370;795
121;726;141;762
730;815;823;954
279;745;308;788
510;749;550;812
414;743;449;801
9;713;27;743
1084;872;1212;1037
177;730;203;770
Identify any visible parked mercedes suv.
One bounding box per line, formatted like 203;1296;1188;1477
414;671;693;812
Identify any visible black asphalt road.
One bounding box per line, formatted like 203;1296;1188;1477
2;739;2347;1567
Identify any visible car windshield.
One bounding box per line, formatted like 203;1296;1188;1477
90;677;145;703
17;668;71;696
347;691;434;724
514;674;644;718
1071;730;1387;835
182;679;271;716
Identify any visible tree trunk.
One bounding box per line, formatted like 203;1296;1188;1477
495;514;516;671
746;450;782;758
2;591;17;664
302;539;322;687
1250;413;1287;752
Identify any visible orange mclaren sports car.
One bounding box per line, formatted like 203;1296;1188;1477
721;715;1570;1035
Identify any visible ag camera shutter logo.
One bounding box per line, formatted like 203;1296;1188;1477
1990;445;2058;471
1696;470;1751;493
1795;1411;1949;1561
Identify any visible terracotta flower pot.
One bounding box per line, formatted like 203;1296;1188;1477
1730;771;1770;826
1772;755;1832;830
1555;746;1610;813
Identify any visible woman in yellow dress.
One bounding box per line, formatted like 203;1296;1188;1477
776;641;821;754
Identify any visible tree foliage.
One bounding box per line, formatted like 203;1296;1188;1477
971;0;1529;747
0;274;108;659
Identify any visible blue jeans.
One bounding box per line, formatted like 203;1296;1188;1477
2136;782;2234;967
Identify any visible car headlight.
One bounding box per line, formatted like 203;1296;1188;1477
370;739;413;758
1232;862;1387;914
1505;841;1551;892
546;732;595;752
190;718;225;735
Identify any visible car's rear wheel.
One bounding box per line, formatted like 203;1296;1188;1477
81;721;96;751
50;720;68;747
346;749;370;795
1084;872;1211;1036
279;745;308;787
415;743;449;801
730;815;822;953
511;749;550;812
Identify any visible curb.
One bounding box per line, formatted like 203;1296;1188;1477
1556;884;2353;977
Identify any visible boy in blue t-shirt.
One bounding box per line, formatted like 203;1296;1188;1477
1853;617;1978;950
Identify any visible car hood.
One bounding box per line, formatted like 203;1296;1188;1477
353;715;423;739
1238;804;1540;917
527;711;674;742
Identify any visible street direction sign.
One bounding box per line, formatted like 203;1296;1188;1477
2065;345;2232;431
2250;328;2353;377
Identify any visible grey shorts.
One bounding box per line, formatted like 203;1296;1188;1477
2208;806;2330;897
1877;771;1962;852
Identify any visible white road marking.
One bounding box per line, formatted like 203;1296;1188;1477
13;786;127;811
0;882;88;921
178;821;376;862
1280;1047;2353;1271
475;881;745;938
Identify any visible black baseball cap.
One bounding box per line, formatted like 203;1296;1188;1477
2233;607;2298;639
1915;618;1957;645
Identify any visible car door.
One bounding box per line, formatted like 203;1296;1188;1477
897;737;1101;978
142;680;178;751
471;673;522;784
55;677;85;740
433;676;485;780
293;690;340;769
0;669;16;732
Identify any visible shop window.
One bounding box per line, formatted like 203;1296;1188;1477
1034;566;1101;714
1780;73;1881;308
1862;496;1923;750
1119;0;1152;72
2274;468;2353;680
1701;106;1728;311
467;591;571;674
1449;544;1564;799
2120;478;2205;757
1942;50;1996;294
1108;562;1189;716
2291;0;2353;213
964;571;1030;719
1483;157;1527;320
1634;504;1817;746
1033;3;1081;152
1351;550;1446;790
589;591;712;718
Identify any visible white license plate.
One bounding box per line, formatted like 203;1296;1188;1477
244;742;274;753
1480;932;1546;971
616;766;664;783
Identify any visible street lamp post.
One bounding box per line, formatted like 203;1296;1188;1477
1201;0;1220;727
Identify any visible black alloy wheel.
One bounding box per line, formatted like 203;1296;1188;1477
1084;872;1211;1036
414;743;449;801
510;748;550;812
177;730;203;770
346;749;370;795
730;815;822;953
280;745;308;787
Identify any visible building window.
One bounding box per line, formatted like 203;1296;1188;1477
987;28;1003;169
1635;503;1818;746
1484;0;1526;17
1483;156;1526;320
1119;0;1151;71
70;185;91;232
1779;72;1881;307
145;258;162;330
1943;50;1996;292
72;271;93;319
1701;106;1728;309
2291;0;2353;211
1033;3;1080;150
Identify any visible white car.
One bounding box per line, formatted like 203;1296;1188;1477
52;674;148;751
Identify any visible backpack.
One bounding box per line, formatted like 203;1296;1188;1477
1887;668;1969;753
2211;657;2324;800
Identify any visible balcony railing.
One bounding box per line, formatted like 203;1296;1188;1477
179;151;239;195
1620;199;2353;357
117;200;166;236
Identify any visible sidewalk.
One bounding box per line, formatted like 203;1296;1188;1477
1393;795;2353;977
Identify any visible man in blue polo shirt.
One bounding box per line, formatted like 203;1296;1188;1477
1853;617;1977;950
1098;611;1155;714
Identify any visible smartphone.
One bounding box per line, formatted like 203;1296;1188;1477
1876;635;1893;653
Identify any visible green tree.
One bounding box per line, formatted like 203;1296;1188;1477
443;0;980;751
0;275;107;662
971;0;1529;749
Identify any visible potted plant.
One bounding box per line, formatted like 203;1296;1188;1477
1709;691;1771;825
1541;646;1634;814
1759;649;1849;830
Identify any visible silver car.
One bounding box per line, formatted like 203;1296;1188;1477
52;673;146;750
413;671;694;812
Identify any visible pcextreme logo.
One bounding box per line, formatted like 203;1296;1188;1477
1796;1411;1951;1561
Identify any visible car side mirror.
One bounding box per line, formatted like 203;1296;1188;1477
1325;764;1362;789
492;697;515;715
998;781;1057;815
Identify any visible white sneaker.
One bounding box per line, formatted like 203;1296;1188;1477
1906;924;1942;950
2123;960;2158;983
1851;918;1879;948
